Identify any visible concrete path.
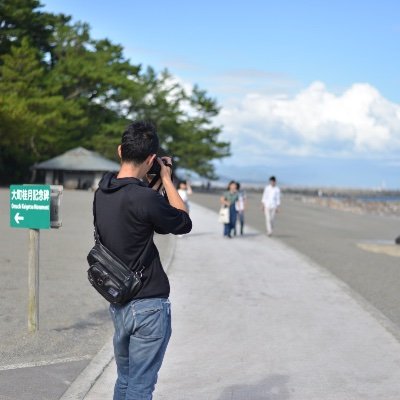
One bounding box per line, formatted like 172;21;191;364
191;191;400;329
76;202;400;400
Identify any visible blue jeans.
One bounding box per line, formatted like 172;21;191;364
109;298;172;400
223;204;237;237
236;211;244;234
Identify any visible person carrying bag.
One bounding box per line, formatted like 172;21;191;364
87;193;153;304
91;121;192;400
220;180;239;238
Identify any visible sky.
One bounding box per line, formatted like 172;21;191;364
43;0;400;189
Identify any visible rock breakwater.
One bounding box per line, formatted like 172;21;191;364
299;196;400;218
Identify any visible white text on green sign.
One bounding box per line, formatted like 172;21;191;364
10;185;51;229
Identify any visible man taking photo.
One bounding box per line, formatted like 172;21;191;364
94;120;192;399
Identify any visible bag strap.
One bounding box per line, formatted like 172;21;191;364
93;190;154;275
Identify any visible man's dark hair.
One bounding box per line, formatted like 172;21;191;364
121;121;159;164
269;176;276;182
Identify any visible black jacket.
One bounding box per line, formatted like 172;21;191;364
94;172;192;299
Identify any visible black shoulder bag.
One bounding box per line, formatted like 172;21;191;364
87;197;153;305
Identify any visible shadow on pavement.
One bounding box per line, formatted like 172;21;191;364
271;234;297;239
54;309;109;332
217;375;290;400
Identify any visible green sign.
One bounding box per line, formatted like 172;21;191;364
10;185;51;229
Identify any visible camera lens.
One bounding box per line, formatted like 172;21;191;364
148;159;161;175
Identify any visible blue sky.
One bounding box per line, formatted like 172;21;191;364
43;1;400;188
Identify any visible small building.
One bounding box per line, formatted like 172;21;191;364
32;147;120;190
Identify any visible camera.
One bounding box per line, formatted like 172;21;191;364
148;157;169;175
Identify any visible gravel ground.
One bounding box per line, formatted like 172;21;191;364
0;188;173;400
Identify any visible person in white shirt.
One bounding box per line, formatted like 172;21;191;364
261;176;281;236
177;180;192;213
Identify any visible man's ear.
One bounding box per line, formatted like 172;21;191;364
147;154;156;165
117;145;122;160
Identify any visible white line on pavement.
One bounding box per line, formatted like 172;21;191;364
0;355;92;371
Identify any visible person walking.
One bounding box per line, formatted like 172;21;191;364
177;180;192;213
235;182;246;235
261;176;281;236
220;180;239;238
94;121;192;400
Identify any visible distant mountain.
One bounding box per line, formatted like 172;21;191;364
215;157;400;190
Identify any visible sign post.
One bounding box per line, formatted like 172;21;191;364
10;185;53;333
28;229;40;332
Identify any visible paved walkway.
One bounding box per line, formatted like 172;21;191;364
65;202;400;400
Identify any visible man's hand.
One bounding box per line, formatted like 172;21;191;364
148;157;172;192
157;156;173;183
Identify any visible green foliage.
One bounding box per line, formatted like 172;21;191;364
0;0;65;59
0;37;87;181
0;0;229;184
132;69;230;179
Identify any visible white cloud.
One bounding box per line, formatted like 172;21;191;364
217;81;400;164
